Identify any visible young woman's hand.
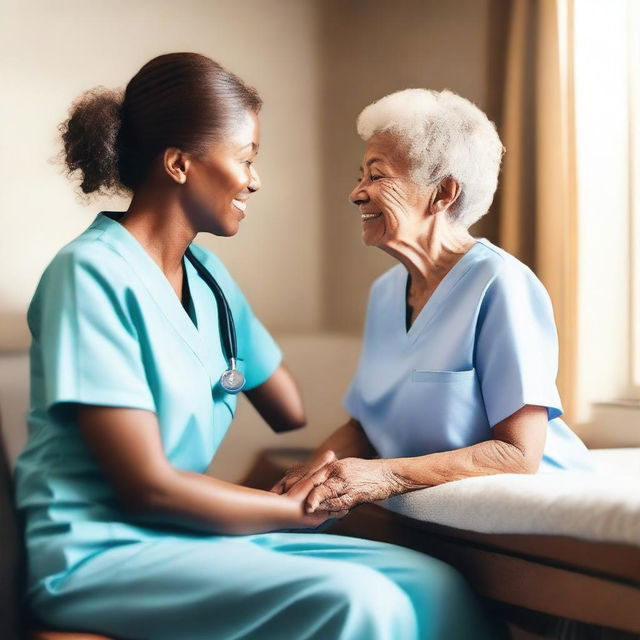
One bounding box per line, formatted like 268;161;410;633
270;449;337;495
283;471;349;529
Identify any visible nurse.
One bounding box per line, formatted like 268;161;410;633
273;89;593;515
15;57;501;639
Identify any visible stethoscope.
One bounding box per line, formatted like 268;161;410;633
184;248;245;394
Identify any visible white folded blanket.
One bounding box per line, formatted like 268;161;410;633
380;449;640;546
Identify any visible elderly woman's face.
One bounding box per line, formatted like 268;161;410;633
349;132;432;248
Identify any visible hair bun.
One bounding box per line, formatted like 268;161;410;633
60;87;123;194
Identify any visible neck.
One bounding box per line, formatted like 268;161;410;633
383;216;476;291
120;187;196;278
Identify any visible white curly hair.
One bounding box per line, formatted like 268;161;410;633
356;88;504;227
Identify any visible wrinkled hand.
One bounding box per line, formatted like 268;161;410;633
270;449;337;495
284;471;349;529
304;458;406;513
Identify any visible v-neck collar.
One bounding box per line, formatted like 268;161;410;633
400;241;482;342
92;212;211;376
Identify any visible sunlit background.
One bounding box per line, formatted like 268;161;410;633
1;0;638;481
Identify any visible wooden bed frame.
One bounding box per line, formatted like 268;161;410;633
245;448;640;637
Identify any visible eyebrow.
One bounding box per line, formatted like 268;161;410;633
240;142;259;152
358;157;384;172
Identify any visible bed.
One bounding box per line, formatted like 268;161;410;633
247;447;640;637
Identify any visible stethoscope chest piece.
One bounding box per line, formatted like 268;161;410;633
220;358;245;394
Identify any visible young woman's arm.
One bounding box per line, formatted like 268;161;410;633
76;405;344;535
243;364;306;432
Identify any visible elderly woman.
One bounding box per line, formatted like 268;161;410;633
273;89;592;514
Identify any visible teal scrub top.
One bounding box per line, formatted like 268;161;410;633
15;212;282;591
344;239;593;472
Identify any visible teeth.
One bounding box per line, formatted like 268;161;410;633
232;199;247;212
361;212;382;221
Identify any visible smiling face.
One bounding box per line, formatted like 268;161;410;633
349;132;434;248
181;110;261;236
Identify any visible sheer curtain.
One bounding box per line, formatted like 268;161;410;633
498;0;578;424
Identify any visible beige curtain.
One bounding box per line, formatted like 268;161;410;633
498;0;578;423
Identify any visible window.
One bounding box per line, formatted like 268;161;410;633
574;0;640;444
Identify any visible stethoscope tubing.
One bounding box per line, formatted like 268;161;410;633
184;248;244;393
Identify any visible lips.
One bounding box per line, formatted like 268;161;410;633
232;199;247;212
361;211;382;221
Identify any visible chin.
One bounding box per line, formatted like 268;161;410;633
362;223;386;247
202;212;242;237
219;224;240;237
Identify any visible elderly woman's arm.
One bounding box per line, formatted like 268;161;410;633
304;405;547;513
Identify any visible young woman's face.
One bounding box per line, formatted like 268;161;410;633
183;110;261;236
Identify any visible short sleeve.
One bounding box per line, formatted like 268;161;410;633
29;248;156;415
475;264;563;427
232;286;282;390
190;245;282;391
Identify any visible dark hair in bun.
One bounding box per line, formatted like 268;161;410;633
59;53;262;194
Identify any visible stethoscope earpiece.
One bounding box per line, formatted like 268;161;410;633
185;248;246;395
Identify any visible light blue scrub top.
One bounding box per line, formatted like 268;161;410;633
15;212;282;589
344;239;593;472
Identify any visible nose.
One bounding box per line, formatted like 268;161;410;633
248;164;261;193
349;179;369;206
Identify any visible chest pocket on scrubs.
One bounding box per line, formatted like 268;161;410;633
406;368;490;451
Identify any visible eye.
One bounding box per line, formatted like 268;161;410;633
370;174;383;181
243;160;253;166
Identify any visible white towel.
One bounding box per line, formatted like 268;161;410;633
380;449;640;546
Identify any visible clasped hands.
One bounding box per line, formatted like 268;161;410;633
271;450;405;515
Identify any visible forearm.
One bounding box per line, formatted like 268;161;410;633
312;418;377;461
244;364;306;432
385;438;535;493
305;407;547;513
130;468;303;535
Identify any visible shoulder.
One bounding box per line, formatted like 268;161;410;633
39;232;132;293
28;235;136;333
479;240;550;301
475;240;554;319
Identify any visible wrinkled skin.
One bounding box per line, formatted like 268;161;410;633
278;456;410;514
270;450;337;495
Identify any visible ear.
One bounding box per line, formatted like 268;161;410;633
429;177;461;215
163;148;190;185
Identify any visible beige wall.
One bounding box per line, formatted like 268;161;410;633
318;0;492;332
0;0;323;350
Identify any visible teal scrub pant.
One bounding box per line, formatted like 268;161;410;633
31;532;502;639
